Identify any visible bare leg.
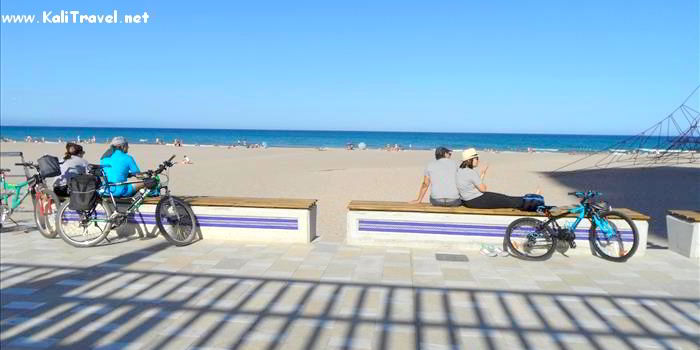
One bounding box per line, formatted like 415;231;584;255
132;182;146;193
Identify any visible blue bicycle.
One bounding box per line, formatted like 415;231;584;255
504;191;639;262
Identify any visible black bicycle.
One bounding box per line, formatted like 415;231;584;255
56;156;197;247
504;191;639;262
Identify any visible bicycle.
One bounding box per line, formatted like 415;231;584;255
504;191;639;262
55;155;198;247
0;163;61;238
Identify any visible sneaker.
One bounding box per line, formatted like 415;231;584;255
493;247;510;257
480;244;497;257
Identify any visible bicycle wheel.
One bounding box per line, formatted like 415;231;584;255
33;188;61;238
0;201;9;230
57;199;113;247
155;196;197;246
505;217;557;261
589;210;639;262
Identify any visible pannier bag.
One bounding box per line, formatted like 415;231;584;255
521;194;545;211
37;155;61;178
68;175;101;211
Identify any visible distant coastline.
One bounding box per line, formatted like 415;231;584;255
0;125;670;153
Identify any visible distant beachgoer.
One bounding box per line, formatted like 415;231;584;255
411;147;461;207
457;148;540;209
54;142;89;197
25;136;33;143
181;155;193;164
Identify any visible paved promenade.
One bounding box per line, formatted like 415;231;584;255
1;219;699;349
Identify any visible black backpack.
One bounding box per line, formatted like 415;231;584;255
68;175;101;211
37;155;61;178
521;194;545;211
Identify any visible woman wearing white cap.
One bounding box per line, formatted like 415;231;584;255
457;148;526;209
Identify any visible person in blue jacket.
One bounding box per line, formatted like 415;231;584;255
100;136;147;197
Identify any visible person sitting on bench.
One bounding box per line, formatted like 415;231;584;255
54;142;89;197
100;137;149;197
458;148;539;209
412;146;461;207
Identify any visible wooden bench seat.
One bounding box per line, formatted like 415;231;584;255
114;196;317;243
667;210;700;223
666;210;700;258
349;201;649;220
347;200;650;257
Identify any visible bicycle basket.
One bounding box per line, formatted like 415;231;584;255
37;155;61;178
68;175;101;211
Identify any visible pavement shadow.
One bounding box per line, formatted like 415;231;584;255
1;245;698;349
542;167;700;244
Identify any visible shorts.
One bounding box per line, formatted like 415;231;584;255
104;184;134;198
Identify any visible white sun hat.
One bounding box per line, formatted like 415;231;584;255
462;148;479;161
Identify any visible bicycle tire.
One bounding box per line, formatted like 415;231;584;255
155;195;197;246
505;217;557;261
589;210;639;262
0;201;8;230
34;188;61;238
57;198;113;248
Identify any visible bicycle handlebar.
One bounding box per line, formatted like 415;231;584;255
129;156;177;178
14;162;38;169
568;191;603;201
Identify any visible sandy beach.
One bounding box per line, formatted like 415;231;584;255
2;141;698;244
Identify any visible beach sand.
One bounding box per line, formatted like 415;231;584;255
2;141;698;244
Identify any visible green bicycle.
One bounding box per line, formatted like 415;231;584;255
0;163;61;237
56;155;197;247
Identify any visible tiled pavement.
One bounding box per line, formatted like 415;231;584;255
1;217;699;349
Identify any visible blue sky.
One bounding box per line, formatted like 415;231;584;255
1;0;698;134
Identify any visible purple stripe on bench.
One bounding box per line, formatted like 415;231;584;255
63;214;298;230
125;212;297;224
358;219;634;242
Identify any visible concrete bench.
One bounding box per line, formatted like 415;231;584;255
666;210;700;258
347;201;650;257
115;196;317;243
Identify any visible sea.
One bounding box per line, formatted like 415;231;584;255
0;126;653;153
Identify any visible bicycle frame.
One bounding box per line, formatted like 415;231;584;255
1;175;37;210
99;171;168;219
540;195;615;239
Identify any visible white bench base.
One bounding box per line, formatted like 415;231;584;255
666;215;700;258
348;210;648;257
114;204;317;243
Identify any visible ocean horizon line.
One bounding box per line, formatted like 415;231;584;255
0;124;638;138
1;125;677;153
